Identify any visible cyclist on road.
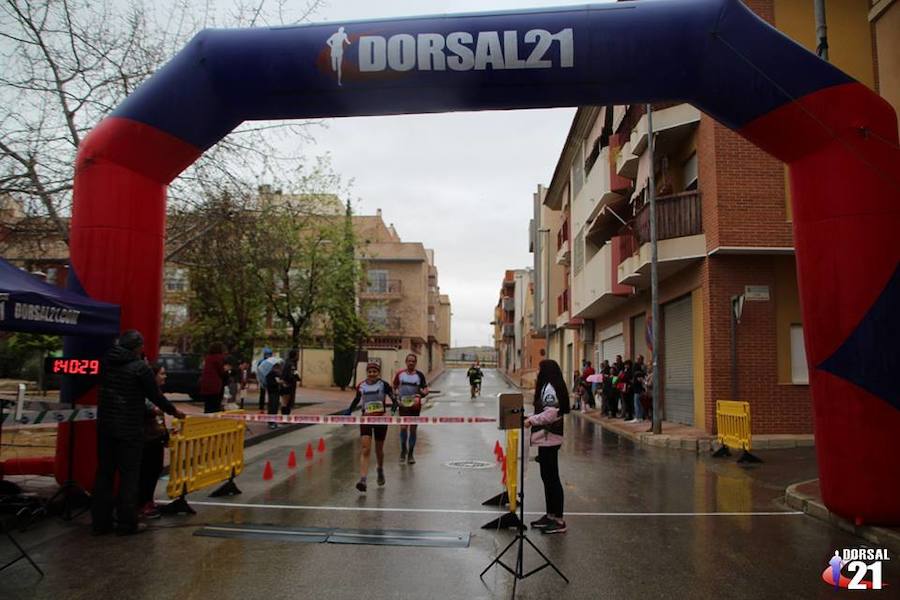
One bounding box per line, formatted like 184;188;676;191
346;362;397;492
466;361;483;399
393;353;429;464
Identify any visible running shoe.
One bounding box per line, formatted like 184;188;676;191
407;452;416;465
142;502;161;520
377;469;386;486
355;478;367;492
399;448;407;462
542;520;567;534
529;515;554;529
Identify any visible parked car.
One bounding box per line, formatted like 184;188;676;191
157;353;201;400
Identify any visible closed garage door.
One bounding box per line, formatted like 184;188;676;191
632;314;648;362
664;296;693;425
601;334;625;365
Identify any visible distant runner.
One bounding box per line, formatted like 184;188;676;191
345;362;397;492
393;353;429;464
466;361;483;399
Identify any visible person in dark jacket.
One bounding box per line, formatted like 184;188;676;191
92;329;185;535
138;363;179;519
280;349;299;415
199;341;227;413
265;360;284;430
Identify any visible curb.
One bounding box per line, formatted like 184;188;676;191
785;480;900;554
573;411;716;454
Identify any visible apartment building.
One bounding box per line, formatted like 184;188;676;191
354;211;451;380
0;195;69;288
493;268;545;388
529;0;883;434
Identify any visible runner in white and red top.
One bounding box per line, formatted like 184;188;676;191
345;362;397;492
393;353;429;464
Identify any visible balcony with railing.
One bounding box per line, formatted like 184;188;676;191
617;191;706;287
367;316;404;335
502;297;515;312
571;240;632;320
502;324;515;338
556;218;571;266
359;279;402;300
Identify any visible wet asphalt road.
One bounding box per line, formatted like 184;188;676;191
2;369;896;599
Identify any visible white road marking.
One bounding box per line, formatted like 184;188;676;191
173;500;803;518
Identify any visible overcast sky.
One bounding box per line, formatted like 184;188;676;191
195;0;598;346
305;0;593;347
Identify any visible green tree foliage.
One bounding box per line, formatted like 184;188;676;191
246;162;350;354
173;192;266;359
330;200;366;389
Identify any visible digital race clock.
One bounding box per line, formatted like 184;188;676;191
44;357;101;376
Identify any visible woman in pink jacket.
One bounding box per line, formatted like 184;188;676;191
524;359;570;534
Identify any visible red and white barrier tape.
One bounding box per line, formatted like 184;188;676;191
211;413;497;426
1;409;497;430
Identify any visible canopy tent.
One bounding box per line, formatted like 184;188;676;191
0;257;119;337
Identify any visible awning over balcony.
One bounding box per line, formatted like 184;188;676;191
586;193;630;245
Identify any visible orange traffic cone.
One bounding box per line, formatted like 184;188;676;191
305;442;314;460
287;450;297;468
263;461;274;481
318;437;326;453
494;440;502;458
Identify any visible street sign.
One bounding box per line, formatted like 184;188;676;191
744;285;770;301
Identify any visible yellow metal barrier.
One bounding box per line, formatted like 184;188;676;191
163;413;245;514
715;400;762;463
716;400;752;451
505;428;519;513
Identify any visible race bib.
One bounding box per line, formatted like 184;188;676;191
364;401;384;415
400;395;418;408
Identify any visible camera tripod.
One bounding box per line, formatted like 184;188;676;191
480;409;568;597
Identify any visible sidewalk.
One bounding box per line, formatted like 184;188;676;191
498;370;813;454
576;410;717;453
786;479;900;554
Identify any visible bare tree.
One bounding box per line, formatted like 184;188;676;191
0;0;325;252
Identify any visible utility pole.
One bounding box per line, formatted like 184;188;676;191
814;0;829;61
647;104;662;435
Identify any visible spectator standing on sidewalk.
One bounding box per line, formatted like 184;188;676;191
256;347;274;411
525;359;570;535
238;360;250;408
631;355;647;422
600;360;613;416
572;368;582;411
582;361;596;410
92;330;185;536
620;359;634;421
199;341;228;413
280;349;299;416
642;361;655;424
224;354;240;409
139;363;185;519
265;360;284;430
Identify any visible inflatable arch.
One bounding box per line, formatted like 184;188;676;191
66;0;899;523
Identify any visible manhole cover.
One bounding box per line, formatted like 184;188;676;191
444;460;494;470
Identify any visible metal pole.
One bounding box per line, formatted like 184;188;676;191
814;0;829;61
731;303;738;400
648;104;662;435
538;228;551;355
